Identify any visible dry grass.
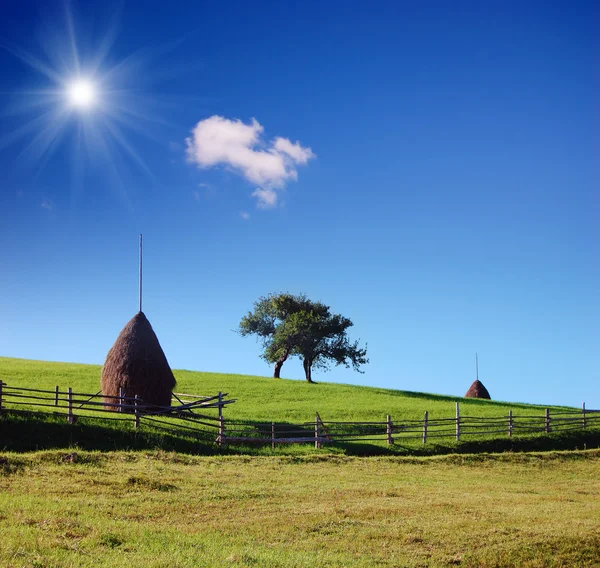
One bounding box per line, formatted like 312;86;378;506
101;312;176;409
0;450;599;567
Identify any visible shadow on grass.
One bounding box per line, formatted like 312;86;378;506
318;428;600;457
368;388;571;410
2;410;599;457
0;411;225;455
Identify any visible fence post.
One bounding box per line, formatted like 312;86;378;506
423;411;428;444
508;410;513;437
455;402;460;441
67;388;75;424
386;415;393;445
545;408;550;433
582;403;586;429
271;421;275;450
54;386;59;407
134;395;140;429
217;392;224;447
0;381;3;411
315;413;320;449
118;387;124;413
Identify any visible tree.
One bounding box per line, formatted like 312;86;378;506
285;309;368;383
238;293;321;378
238;293;368;382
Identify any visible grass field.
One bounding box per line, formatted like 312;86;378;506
0;356;574;422
1;449;599;567
1;356;599;456
1;357;599;566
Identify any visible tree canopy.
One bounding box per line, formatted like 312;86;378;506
238;293;368;382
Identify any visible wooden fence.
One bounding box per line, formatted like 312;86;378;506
0;381;598;449
221;402;599;448
0;381;234;446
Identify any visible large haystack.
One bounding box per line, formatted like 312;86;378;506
465;379;491;399
101;311;176;410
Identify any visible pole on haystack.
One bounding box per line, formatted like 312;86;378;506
476;353;479;381
139;233;143;313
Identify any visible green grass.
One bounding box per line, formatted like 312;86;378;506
1;356;599;456
0;449;599;567
0;356;573;422
2;357;599;566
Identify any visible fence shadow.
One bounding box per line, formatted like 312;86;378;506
0;412;222;455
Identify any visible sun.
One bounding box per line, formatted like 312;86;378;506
67;79;96;109
0;2;185;192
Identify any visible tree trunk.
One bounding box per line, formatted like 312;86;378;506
303;358;314;383
273;348;289;378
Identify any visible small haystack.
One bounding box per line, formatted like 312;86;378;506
465;379;491;399
101;311;176;410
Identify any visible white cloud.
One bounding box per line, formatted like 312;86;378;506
273;137;314;164
41;199;54;211
252;188;278;209
240;211;250;220
185;116;314;208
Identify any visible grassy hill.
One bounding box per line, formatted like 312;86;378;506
2;356;597;456
0;356;568;422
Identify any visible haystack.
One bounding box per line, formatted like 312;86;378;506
101;311;176;410
465;379;491;399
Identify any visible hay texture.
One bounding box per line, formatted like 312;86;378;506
464;379;491;400
101;311;176;410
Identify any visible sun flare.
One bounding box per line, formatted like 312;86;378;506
67;79;96;109
0;2;183;192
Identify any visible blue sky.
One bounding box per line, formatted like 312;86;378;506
0;0;597;408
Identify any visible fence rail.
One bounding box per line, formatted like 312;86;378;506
0;381;232;445
0;381;598;449
216;402;600;448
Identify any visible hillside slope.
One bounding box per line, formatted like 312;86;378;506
0;356;567;422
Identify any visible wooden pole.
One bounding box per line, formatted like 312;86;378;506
119;387;124;413
545;408;550;433
455;402;460;441
134;395;140;429
0;381;3;411
54;386;59;406
67;388;74;424
139;234;143;313
582;402;586;429
315;413;320;449
386;415;393;445
271;422;275;450
217;392;224;447
423;411;428;444
218;415;224;447
508;410;513;437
